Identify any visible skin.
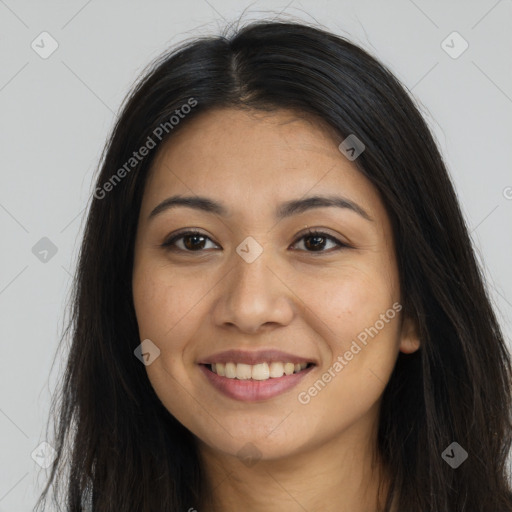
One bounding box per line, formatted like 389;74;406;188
132;107;420;512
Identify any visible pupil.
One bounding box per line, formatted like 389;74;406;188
306;235;325;250
185;234;205;250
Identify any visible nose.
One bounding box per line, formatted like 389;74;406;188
213;250;295;334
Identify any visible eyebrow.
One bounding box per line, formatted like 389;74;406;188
148;194;373;222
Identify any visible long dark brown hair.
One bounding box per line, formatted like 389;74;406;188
35;18;512;511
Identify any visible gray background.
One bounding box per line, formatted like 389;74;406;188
1;0;511;509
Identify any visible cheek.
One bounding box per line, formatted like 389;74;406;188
318;262;399;339
132;259;219;371
132;259;194;342
132;264;168;340
310;261;402;406
299;274;401;436
132;261;200;417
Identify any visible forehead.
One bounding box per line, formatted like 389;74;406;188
141;107;385;225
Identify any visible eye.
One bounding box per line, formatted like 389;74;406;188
161;230;219;252
290;228;348;253
161;228;349;253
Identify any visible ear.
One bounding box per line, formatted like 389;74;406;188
399;314;421;354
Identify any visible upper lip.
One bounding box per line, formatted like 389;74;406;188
198;349;317;366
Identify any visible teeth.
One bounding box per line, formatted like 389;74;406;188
252;363;270;381
269;362;285;378
284;362;295;375
236;363;252;380
225;362;237;378
209;361;310;380
216;363;225;377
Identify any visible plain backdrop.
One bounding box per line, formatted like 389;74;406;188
1;0;511;510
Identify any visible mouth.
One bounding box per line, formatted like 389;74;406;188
202;361;315;380
198;361;316;402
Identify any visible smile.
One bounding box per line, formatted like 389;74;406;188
208;361;311;380
199;361;315;402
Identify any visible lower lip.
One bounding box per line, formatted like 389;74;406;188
199;364;315;402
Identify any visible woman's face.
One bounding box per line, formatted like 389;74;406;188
132;107;419;462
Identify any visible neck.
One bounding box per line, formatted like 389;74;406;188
197;408;391;512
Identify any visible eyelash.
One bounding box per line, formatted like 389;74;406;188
161;228;349;254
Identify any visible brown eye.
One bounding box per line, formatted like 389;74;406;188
162;230;218;252
291;229;347;253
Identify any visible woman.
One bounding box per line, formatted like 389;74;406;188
35;19;512;511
